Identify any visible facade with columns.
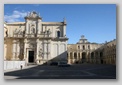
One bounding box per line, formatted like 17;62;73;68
67;35;116;65
67;35;103;64
4;11;68;65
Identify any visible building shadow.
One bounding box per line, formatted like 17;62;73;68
4;51;116;79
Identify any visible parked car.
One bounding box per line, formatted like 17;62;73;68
50;62;58;66
58;61;70;67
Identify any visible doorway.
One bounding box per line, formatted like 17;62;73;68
101;60;103;64
28;51;34;63
82;52;86;63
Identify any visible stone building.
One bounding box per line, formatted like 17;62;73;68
67;35;103;64
102;39;116;64
67;35;116;65
4;11;68;65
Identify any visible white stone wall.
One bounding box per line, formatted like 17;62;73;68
51;41;67;61
4;61;26;70
4;11;68;64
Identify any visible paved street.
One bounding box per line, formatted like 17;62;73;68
4;64;116;79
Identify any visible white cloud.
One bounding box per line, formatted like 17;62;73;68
4;10;27;23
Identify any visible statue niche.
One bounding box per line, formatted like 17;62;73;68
39;48;43;59
30;24;36;34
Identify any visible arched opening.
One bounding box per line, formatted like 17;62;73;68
83;45;85;50
74;52;77;59
78;46;80;49
101;60;103;64
95;52;99;63
57;31;60;37
69;52;73;64
78;53;80;59
91;52;94;63
88;45;90;49
91;52;94;59
100;52;103;58
70;52;73;59
100;52;103;64
67;53;68;58
82;52;86;63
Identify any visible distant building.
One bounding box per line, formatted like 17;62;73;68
67;35;116;65
102;39;116;64
4;11;68;66
67;35;103;64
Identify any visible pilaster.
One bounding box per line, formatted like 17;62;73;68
11;40;16;60
23;39;28;60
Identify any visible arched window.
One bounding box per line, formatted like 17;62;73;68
91;52;94;59
100;52;103;58
57;31;60;37
78;46;80;49
74;53;77;59
88;45;90;49
83;45;85;50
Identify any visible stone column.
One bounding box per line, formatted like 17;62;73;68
80;52;82;63
24;39;27;61
77;52;79;61
98;52;101;64
4;43;7;60
36;39;40;64
48;41;51;60
47;41;51;64
94;52;96;63
67;52;69;64
16;41;20;60
80;52;82;59
57;44;59;58
43;41;48;62
68;52;70;59
72;52;74;63
12;40;16;60
25;20;29;35
38;20;41;35
86;52;88;63
89;52;91;63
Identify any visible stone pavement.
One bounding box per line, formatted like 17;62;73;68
4;64;116;79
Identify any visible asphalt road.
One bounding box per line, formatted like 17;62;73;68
4;64;116;79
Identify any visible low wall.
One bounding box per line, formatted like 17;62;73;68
4;61;26;70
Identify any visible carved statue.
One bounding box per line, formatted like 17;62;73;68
39;48;43;58
29;43;34;48
14;29;18;34
31;27;35;34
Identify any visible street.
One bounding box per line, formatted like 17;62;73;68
4;64;116;79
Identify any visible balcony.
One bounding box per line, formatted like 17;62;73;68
13;34;24;38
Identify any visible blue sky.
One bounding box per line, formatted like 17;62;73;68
4;4;116;44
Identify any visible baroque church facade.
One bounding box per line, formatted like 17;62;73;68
4;11;68;65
